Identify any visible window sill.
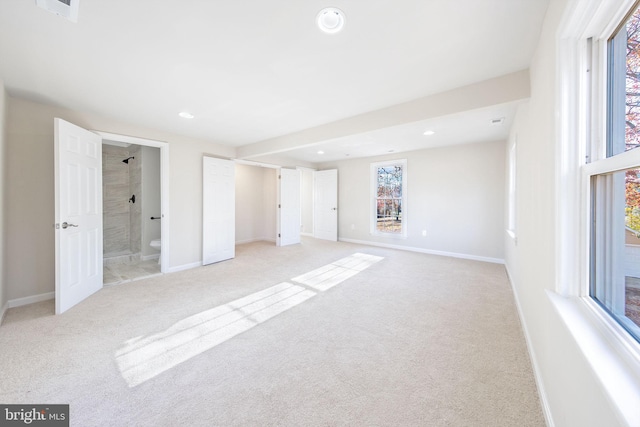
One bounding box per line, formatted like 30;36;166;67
546;290;640;426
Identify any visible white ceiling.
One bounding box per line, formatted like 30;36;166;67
283;101;521;163
0;0;548;163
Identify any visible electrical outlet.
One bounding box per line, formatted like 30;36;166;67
351;224;355;230
422;230;427;237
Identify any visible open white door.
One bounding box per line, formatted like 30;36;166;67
54;118;103;314
203;157;235;265
277;168;301;246
314;169;338;241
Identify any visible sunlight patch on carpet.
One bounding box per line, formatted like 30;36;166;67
116;252;384;387
116;282;315;387
291;253;384;291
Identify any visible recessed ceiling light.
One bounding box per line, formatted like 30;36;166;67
317;150;325;155
317;8;345;34
178;112;194;119
423;130;435;136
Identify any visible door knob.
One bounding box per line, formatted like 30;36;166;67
62;222;78;229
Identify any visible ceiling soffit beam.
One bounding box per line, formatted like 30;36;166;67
236;69;530;159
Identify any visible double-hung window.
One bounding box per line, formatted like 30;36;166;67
557;1;640;422
371;160;407;237
587;3;640;342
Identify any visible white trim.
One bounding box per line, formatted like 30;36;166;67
141;254;160;262
94;131;170;273
554;3;640;422
507;137;517;237
548;291;640;427
583;146;640;176
556;34;588;297
8;292;55;308
339;237;504;264
301;232;314;237
504;266;554;427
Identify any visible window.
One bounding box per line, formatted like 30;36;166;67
371;160;406;237
507;139;517;240
556;1;640;421
588;3;640;342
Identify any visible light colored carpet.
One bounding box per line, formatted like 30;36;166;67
0;237;545;426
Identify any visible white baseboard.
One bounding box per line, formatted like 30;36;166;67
8;291;55;309
166;261;202;274
301;232;314;237
505;265;554;427
338;238;505;264
141;254;161;261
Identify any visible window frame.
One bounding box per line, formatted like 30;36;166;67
506;137;517;241
555;0;640;423
370;159;407;238
583;3;640;344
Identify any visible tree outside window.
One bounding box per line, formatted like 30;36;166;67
371;160;406;236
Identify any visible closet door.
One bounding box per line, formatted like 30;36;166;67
314;169;338;241
277;168;301;246
203;157;235;265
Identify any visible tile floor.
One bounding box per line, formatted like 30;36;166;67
103;258;161;285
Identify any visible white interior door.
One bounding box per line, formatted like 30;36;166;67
314;169;338;241
278;168;301;246
203;157;235;265
54;118;103;314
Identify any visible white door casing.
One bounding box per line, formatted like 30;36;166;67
54;118;103;314
314;169;338;241
278;168;301;246
203;157;235;265
95;131;170;272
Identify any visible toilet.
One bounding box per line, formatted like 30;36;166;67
150;239;161;264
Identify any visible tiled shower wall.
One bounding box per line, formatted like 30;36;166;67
102;144;142;259
129;146;142;255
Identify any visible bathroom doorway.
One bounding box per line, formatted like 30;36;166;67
97;132;169;285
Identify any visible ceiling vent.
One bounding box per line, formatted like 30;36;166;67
35;0;79;23
490;117;505;125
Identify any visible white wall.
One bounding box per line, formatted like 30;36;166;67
5;97;235;301
319;140;506;261
141;145;161;257
0;80;7;320
505;0;625;425
235;164;277;244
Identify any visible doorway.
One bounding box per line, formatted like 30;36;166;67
95;131;170;282
102;141;162;284
231;161;301;248
233;162;278;245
